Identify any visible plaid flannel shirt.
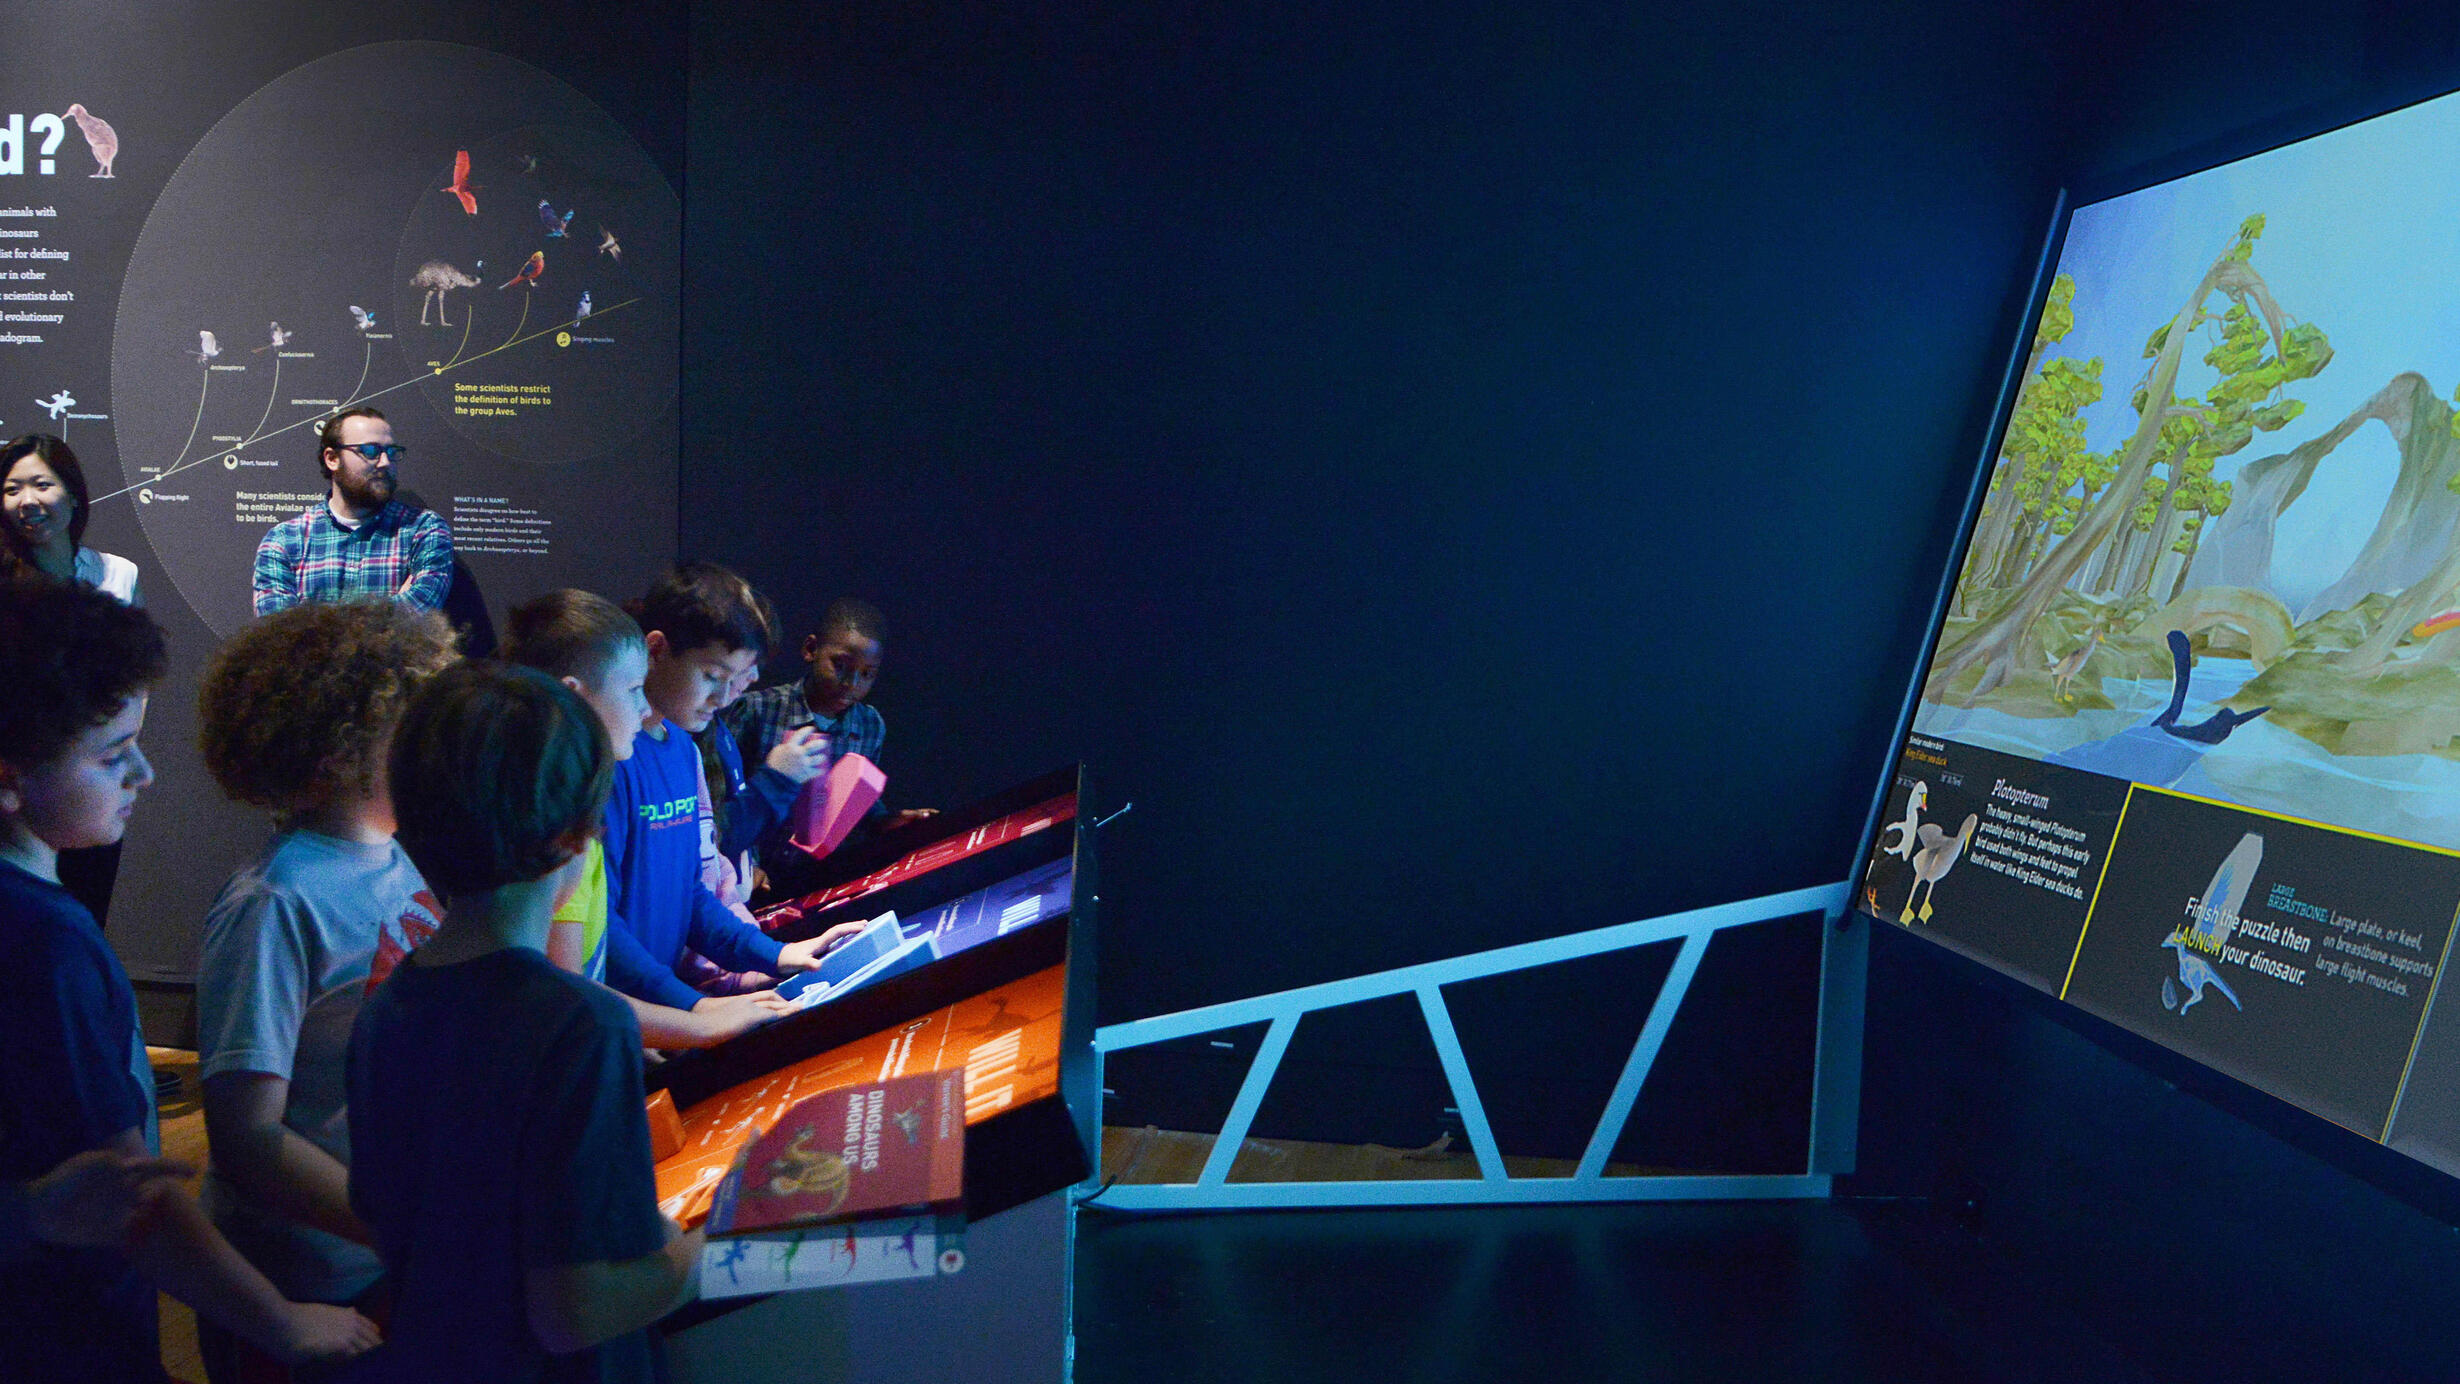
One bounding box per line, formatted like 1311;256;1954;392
722;682;887;774
251;500;453;615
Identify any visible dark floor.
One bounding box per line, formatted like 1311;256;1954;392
1073;1198;2162;1384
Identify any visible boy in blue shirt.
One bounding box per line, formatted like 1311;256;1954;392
0;579;378;1381
349;662;696;1381
604;565;847;1012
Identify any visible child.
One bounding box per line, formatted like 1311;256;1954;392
348;662;695;1380
602;567;848;1012
0;578;377;1381
191;600;457;1381
724;596;935;884
500;589;789;1046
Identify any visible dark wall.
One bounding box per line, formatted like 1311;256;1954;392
1852;2;2460;1377
679;0;2088;1156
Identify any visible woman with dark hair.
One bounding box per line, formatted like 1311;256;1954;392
4;435;145;936
1;434;141;605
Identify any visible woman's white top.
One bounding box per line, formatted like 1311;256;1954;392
74;546;142;606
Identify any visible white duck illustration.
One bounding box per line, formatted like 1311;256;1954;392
1880;781;1929;859
1900;814;1977;925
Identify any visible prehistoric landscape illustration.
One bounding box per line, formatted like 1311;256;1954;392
1913;105;2460;853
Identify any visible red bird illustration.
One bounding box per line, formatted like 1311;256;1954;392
441;150;478;215
498;250;545;290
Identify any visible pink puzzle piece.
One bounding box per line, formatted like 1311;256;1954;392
791;753;886;859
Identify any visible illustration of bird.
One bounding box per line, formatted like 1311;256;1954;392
1899;814;1976;926
251;322;292;353
411;261;481;326
513;152;540;176
574;291;592;321
348;305;377;332
37;389;74;420
2153;630;2270;744
63;104;116;178
189;330;220;363
441;150;478;215
2163;832;2258;1016
498;251;545;290
2048;629;2101;704
597;227;621;262
537;200;575;237
1880;781;1929;860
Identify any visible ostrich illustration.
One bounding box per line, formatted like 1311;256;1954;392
1899;814;1976;925
411;261;480;327
63;105;116;178
1880;781;1928;860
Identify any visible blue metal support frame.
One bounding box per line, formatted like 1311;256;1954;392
1088;881;1852;1211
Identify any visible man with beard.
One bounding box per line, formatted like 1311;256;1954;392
251;408;453;615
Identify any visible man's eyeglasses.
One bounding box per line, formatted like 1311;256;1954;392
329;442;407;463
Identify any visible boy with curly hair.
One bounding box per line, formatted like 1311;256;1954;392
0;579;377;1381
192;600;457;1380
350;662;698;1380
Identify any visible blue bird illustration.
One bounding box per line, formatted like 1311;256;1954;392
537;200;576;237
2162;832;2258;1015
2155;630;2270;744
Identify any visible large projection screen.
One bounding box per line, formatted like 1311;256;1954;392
1861;86;2460;1176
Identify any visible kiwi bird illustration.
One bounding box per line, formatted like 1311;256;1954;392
499;251;545;290
64;104;116;178
441;150;478;215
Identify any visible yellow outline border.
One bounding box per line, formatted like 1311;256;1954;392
2131;782;2460;860
2059;784;2135;1000
2380;897;2460;1141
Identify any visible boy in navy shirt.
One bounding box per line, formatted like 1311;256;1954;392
603;566;848;1011
0;578;378;1381
348;662;698;1381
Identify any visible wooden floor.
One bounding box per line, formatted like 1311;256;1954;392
149;1047;207;1383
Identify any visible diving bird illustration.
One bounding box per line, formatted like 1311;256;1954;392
2048;630;2101;704
2163;832;2257;1016
597;226;622;262
348;305;377;332
1880;781;1929;860
1899;814;1976;926
499;251;545;290
537;200;576;237
2153;630;2270;744
251;322;292;353
189;330;220;363
37;389;73;420
441;150;478;215
411;261;480;326
63;104;116;178
574;291;592;321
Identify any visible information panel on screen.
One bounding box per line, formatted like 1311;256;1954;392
1861;87;2460;1175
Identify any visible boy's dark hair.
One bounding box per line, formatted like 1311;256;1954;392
0;576;166;772
198;601;458;818
390;663;613;897
0;434;93;559
819;597;885;645
501;589;645;682
630;562;776;660
316;406;387;483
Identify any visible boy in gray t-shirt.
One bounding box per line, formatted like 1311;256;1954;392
191;603;456;1373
